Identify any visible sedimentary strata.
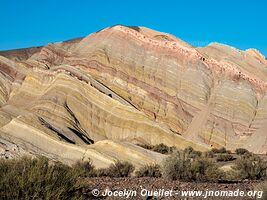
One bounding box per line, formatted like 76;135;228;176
0;25;266;167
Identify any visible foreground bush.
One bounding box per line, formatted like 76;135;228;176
152;143;171;154
162;151;224;182
0;156;85;199
72;160;96;177
104;161;135;177
135;164;162;178
233;153;267;180
95;168;109;177
72;160;135;178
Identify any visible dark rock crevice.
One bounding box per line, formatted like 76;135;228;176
64;102;94;144
38;117;76;144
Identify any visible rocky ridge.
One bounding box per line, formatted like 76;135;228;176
0;25;266;167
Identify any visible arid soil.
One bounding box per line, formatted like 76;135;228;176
84;177;262;200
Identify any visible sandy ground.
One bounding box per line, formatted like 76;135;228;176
83;177;262;200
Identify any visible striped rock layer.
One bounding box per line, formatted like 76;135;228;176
0;25;266;167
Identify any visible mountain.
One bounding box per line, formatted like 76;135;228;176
0;25;266;167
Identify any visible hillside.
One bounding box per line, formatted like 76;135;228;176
0;25;266;167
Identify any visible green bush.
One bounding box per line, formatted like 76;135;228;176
152;143;171;154
138;143;176;154
233;153;267;180
205;164;226;182
72;160;96;177
77;161;135;178
105;161;135;177
184;146;202;158
235;148;249;155
162;151;189;181
162;151;223;182
216;154;235;162
135;164;162;178
0;156;85;199
95;168;109;177
223;169;240;181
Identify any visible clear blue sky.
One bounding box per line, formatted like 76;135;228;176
1;0;266;56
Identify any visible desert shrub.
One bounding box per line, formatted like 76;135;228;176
72;160;96;177
223;169;240;181
95;168;109;177
93;161;135;178
170;146;177;153
0;156;85;199
152;143;171;154
162;151;189;181
184;146;202;158
190;157;224;182
138;143;176;154
211;147;227;154
203;151;215;158
135;164;162;178
205;164;226;182
162;151;223;182
235;148;249;155
105;161;135;177
233;153;267;180
216;154;235;162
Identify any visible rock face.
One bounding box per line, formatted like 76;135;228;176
0;25;266;167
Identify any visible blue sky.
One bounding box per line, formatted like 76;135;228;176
1;0;266;56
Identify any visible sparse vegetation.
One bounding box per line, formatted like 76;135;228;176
0;156;86;199
216;154;235;162
203;150;215;158
235;148;249;155
104;161;135;178
72;160;135;178
1;147;266;199
137;143;176;154
184;146;202;158
72;160;96;177
135;164;162;178
95;168;109;177
232;153;267;180
205;164;226;182
152;143;172;154
162;149;224;182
